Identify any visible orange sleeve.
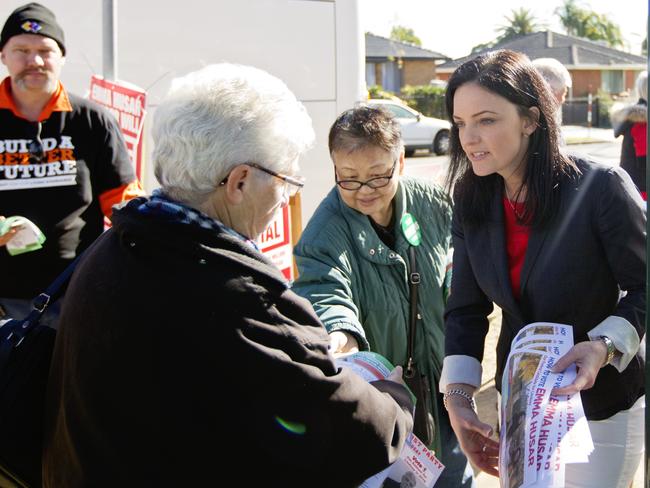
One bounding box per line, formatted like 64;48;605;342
98;180;146;219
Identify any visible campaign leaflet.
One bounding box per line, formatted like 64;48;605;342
336;352;444;488
500;323;593;488
500;350;555;487
359;434;445;488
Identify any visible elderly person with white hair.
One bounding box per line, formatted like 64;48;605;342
42;64;414;487
532;57;573;106
533;58;573;143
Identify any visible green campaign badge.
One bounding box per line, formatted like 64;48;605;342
400;213;421;246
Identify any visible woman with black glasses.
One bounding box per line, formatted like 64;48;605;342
293;105;475;488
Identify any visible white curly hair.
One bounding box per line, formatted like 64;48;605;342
153;63;314;205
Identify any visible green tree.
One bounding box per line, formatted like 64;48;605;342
497;8;539;42
555;0;583;36
390;25;422;47
470;8;539;53
470;40;497;54
642;37;647;56
555;0;624;48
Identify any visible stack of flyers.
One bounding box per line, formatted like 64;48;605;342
336;352;445;488
499;323;594;488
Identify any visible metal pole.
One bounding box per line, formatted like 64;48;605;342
102;0;117;81
586;92;592;139
643;12;650;488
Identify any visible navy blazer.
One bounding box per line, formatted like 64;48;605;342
445;157;646;420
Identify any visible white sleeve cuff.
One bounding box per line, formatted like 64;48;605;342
587;315;641;372
439;355;483;392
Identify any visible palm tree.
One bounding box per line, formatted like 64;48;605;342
497;8;539;42
555;0;624;48
555;0;583;37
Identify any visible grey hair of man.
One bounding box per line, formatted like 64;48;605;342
635;70;647;101
532;58;572;97
153;63;314;206
328;105;403;162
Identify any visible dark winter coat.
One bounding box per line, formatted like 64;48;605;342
43;197;414;488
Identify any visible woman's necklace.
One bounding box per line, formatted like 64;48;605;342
504;185;524;219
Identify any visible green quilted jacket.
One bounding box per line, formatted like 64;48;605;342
293;176;452;453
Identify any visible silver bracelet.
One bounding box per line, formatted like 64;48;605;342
443;388;476;411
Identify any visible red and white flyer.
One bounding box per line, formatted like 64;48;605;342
337;352;445;488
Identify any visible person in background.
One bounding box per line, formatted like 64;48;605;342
0;3;142;326
441;49;645;487
43;63;414;487
533;58;573;146
532;57;573;109
612;70;647;200
293;105;475;487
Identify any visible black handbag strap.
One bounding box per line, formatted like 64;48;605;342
25;253;82;328
0;253;83;354
405;245;420;378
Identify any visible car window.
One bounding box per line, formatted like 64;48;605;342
383;104;418;120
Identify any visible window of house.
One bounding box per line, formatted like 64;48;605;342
366;63;376;87
601;70;624;94
382;62;401;93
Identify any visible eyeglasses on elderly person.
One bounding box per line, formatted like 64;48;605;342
335;160;397;191
219;162;306;198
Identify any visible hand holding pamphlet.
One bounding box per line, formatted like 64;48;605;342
0;216;45;255
499;323;594;488
336;352;445;488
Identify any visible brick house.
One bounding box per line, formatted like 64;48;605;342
435;31;646;98
365;33;450;92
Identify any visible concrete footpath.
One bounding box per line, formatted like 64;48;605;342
561;125;616;145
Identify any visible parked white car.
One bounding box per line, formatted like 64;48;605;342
366;99;451;156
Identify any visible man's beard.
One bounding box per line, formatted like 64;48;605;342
14;70;56;93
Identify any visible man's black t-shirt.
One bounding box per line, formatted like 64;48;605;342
0;90;135;298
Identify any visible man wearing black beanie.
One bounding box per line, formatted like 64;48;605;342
0;2;66;55
0;3;143;354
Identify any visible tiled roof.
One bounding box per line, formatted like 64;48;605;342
438;31;646;70
365;33;450;61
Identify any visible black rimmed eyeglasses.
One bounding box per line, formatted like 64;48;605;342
28;122;45;164
335;160;397;191
219;162;306;198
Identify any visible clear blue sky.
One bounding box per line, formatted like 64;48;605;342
359;0;648;59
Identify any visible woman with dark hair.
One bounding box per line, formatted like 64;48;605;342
439;50;645;487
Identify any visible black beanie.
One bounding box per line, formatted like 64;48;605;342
0;3;65;55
